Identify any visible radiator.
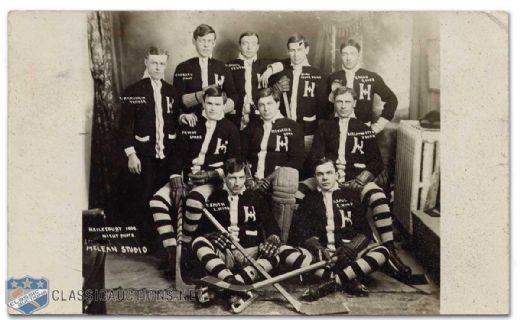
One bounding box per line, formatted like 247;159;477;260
394;120;439;234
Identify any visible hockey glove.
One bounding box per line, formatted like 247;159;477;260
259;234;281;258
252;178;271;193
344;170;375;194
304;237;332;261
273;75;291;93
189;170;221;186
169;175;186;210
335;233;370;268
206;232;233;252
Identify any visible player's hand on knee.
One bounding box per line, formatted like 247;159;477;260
128;154;141;174
259;234;281;258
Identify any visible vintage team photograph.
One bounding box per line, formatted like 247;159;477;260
78;11;442;315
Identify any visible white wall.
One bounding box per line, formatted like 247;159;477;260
8;11;92;314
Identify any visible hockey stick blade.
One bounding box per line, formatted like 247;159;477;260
200;258;336;292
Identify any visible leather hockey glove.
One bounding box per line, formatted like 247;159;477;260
344;170;375;194
189;170;221;186
335;233;370;268
169;176;186;210
206;232;233;252
259;234;281;258
304;237;332;261
273;75;291;93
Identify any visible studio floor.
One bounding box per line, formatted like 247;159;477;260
103;244;440;315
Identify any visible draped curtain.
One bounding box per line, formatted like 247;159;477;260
315;15;366;74
87;12;122;219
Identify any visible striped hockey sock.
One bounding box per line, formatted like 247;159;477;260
149;184;177;249
361;182;394;244
192;236;234;281
335;245;389;285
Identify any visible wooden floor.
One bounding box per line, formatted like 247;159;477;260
103;244;440;315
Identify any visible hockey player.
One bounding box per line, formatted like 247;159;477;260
280;158;392;298
296;86;410;275
190;158;281;311
269;34;329;155
309;86;384;187
226;32;283;130
241;87;305;243
149;86;240;275
173;24;238;125
119;46;182;249
327;39;398;134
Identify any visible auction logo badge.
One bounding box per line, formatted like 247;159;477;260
6;276;49;314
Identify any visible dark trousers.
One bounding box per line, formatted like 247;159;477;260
119;155;170;251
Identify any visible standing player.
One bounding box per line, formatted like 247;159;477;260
119;46;181;249
190;158;281;312
149;86;240;275
173;24;238;124
226;32;282;130
327;39;398;134
269;34;329;156
281;158;391;298
241;87;305;243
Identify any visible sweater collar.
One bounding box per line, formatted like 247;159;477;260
142;69;164;81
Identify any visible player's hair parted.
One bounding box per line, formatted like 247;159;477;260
224;158;246;175
286;34;309;48
314;157;338;173
257;87;281;103
239;32;260;44
203;85;228;103
340;39;361;52
193;24;216;40
146;46;169;58
333;86;358;100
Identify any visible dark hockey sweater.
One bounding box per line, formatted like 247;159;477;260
226;58;276;127
327;68;397;123
241;116;305;179
270;59;330;136
119;78;181;158
289;188;370;248
171;115;241;179
191;188;280;249
173;57;238;115
308;117;383;180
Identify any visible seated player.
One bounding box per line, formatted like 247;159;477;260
149;86;240;276
306;86;384;190
241;87;305;243
280;158;391;298
295;87;410;275
190;158;281;311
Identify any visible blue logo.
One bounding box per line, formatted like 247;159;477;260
6;276;49;314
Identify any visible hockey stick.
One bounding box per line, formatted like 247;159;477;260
282;92;291;120
200;256;338;293
201;208;349;315
174;197;196;291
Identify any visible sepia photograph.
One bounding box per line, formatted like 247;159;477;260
7;9;509;316
81;11;440;315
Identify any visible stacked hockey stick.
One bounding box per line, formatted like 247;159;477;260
200;208;350;315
